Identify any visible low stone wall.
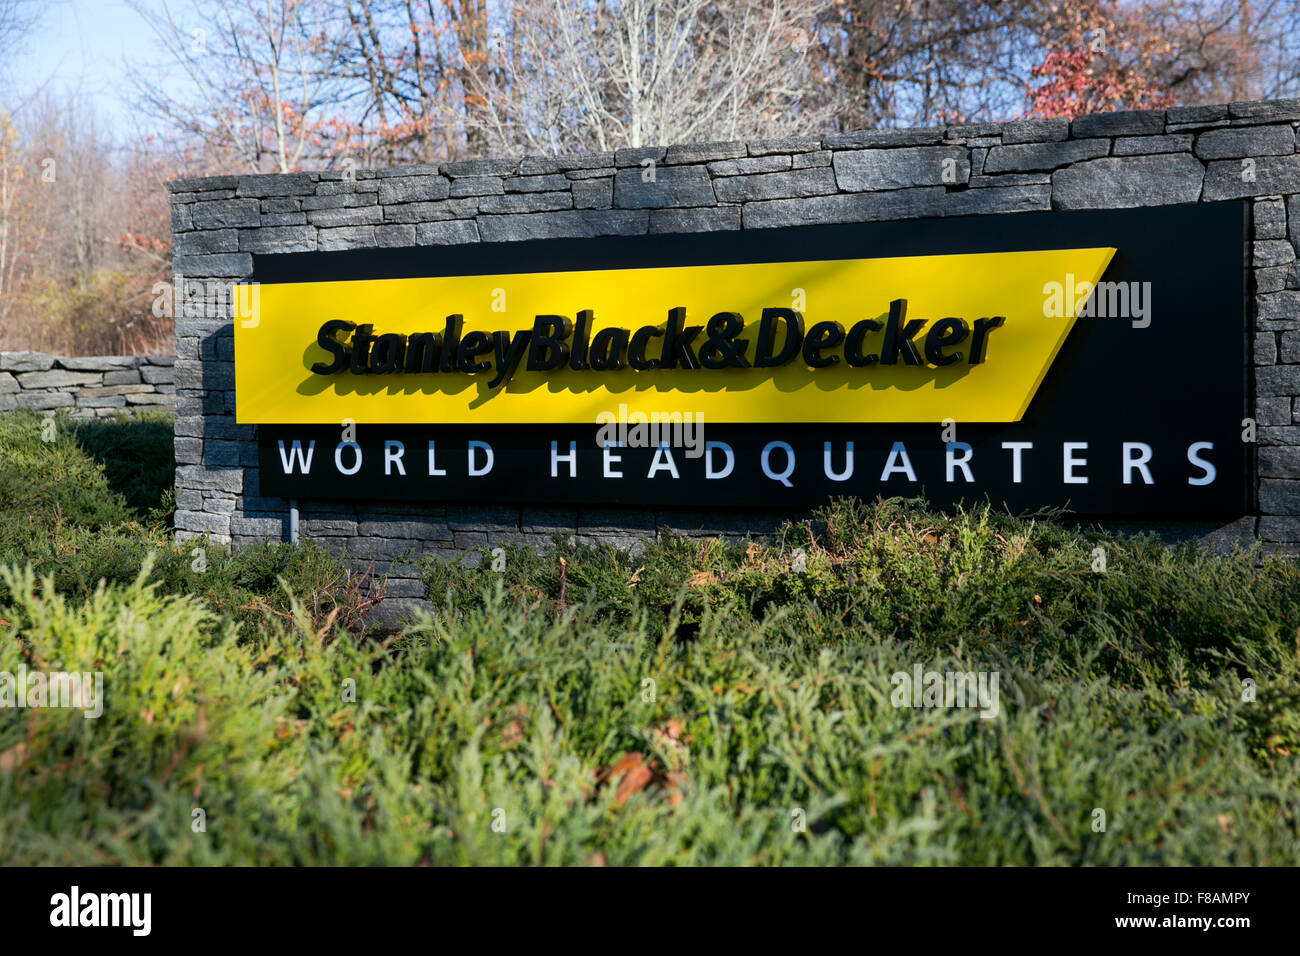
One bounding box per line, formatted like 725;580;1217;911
0;352;177;416
170;97;1300;625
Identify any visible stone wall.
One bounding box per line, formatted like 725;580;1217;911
0;352;176;417
171;98;1300;617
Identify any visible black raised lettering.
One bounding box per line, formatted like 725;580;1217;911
844;319;881;367
350;323;375;374
310;320;354;374
589;327;629;371
659;307;702;370
489;329;532;388
404;332;441;373
802;321;845;368
457;330;493;372
699;312;750;369
969;316;1005;364
438;314;463;373
527;315;572;371
924;318;969;366
628;325;662;370
370;333;407;374
753;308;804;368
570;309;593;370
879;299;924;366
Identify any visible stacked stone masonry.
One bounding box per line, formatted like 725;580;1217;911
0;352;176;416
170;99;1300;619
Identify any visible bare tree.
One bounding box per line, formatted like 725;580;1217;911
819;0;1066;129
0;92;177;354
823;0;1300;129
0;0;50;339
1138;0;1300;104
124;0;1300;169
459;0;832;155
126;0;350;173
0;0;38;68
332;0;491;165
0;110;25;335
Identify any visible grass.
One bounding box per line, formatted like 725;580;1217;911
0;411;382;632
0;410;1296;864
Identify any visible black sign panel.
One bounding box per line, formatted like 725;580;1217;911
255;203;1250;517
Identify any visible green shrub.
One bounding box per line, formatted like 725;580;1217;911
11;525;381;636
420;497;1300;692
0;565;1295;865
0;411;135;556
69;410;176;520
0;410;380;634
1;409;1297;865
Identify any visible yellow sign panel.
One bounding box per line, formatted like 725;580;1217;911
234;247;1115;425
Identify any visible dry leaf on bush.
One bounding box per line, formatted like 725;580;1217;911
501;704;528;746
598;751;688;807
0;742;28;773
608;753;654;806
652;718;689;763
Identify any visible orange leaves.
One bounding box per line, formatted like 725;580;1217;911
1025;3;1177;121
499;703;528;747
652;718;688;760
595;719;690;808
605;753;655;806
273;716;309;742
598;752;688;808
0;742;28;773
116;231;168;254
687;570;718;589
661;770;688;806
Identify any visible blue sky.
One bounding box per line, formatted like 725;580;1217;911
6;0;194;139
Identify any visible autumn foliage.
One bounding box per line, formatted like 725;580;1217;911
1027;1;1178;119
